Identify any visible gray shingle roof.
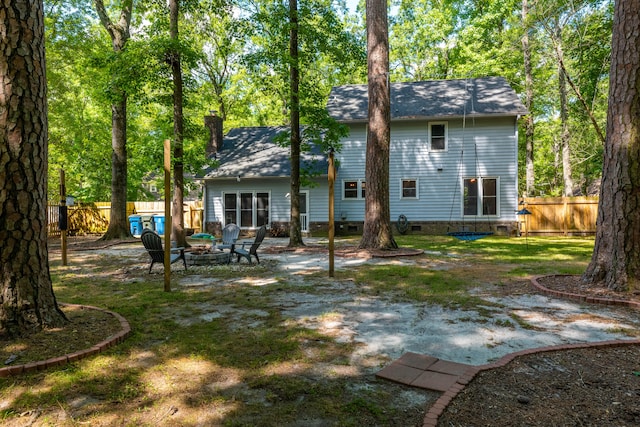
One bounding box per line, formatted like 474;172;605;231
200;126;329;179
327;76;528;122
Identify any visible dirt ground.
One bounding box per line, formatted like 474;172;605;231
6;238;640;426
438;275;640;427
438;344;640;426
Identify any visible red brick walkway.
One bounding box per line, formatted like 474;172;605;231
376;352;472;392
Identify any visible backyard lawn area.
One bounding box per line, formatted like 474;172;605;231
2;234;639;426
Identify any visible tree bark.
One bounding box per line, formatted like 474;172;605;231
0;0;67;338
360;0;397;250
557;36;574;197
582;0;640;292
169;0;188;248
103;98;131;239
288;0;304;246
522;0;535;197
95;0;133;240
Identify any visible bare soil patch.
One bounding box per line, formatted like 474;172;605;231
438;275;640;427
11;238;640;426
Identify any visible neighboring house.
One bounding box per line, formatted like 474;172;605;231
140;172;201;202
199;76;528;236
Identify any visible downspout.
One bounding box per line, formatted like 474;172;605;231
515;115;521;222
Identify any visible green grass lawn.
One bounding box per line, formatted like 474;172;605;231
0;235;596;426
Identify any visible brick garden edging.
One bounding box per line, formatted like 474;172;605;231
0;303;131;377
422;275;640;427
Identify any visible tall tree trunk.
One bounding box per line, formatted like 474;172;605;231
0;0;67;338
522;0;535;197
106;98;130;239
556;34;574;197
360;0;397;250
169;0;187;248
288;0;304;246
95;0;133;240
553;137;560;189
583;0;640;292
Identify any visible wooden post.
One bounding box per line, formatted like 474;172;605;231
60;169;67;266
328;149;335;277
563;197;569;236
164;139;172;292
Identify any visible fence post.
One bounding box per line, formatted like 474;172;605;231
60;169;68;266
563;198;568;236
163;139;172;293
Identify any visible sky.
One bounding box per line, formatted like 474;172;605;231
346;0;360;13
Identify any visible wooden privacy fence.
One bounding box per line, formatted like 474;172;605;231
47;197;597;237
519;197;598;236
47;201;203;237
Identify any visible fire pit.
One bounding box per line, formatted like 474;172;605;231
184;246;231;265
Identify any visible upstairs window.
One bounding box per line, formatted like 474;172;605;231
429;122;448;151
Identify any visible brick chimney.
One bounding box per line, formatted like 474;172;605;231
204;112;223;158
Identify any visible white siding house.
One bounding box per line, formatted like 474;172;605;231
199;126;331;235
199;77;527;236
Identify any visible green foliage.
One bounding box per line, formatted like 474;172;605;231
242;0;366;125
522;0;612;196
44;0;613;202
46;1;111;201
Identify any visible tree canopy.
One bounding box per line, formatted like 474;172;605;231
43;0;614;203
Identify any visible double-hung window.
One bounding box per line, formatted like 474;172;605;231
428;122;448;151
463;177;498;216
224;192;270;228
343;180;365;199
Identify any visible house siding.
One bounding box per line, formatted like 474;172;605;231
335;117;519;227
203;177;329;233
200;77;525;236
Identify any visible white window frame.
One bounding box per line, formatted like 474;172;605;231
342;179;366;200
222;191;271;228
400;178;419;199
428;121;448;151
462;177;500;217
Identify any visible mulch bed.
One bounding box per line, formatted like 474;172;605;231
437;274;640;427
536;274;640;303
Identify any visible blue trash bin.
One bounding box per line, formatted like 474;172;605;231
152;215;165;235
128;214;143;236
